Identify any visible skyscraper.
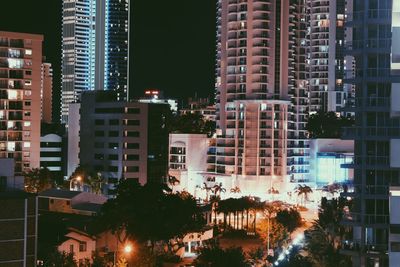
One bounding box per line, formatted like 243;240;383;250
61;0;130;123
341;0;398;266
210;0;310;197
308;0;349;113
0;31;43;174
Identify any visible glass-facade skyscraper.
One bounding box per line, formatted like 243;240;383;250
61;0;130;123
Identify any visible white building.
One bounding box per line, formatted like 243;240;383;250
40;134;62;173
168;134;209;198
309;138;354;187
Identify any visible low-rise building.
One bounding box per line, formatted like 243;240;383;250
38;189;107;216
57;228;96;265
168;134;209;198
309;138;354;187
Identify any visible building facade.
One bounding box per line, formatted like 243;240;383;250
41;63;53;124
168;134;210;197
0;31;43;175
61;0;130;123
308;0;349;112
210;0;310;198
340;0;399;266
40;134;62;174
68;91;169;195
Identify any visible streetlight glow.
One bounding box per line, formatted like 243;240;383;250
124;244;132;254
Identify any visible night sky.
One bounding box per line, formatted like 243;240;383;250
0;0;216;121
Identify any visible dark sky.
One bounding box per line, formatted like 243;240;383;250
0;0;216;121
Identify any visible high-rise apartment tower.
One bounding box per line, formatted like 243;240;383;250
0;31;43;174
61;0;130;123
210;0;310;197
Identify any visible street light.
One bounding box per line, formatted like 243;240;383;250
124;244;132;254
69;176;82;191
114;243;133;266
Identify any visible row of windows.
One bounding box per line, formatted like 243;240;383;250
94;154;139;161
94;119;140;126
94;131;140;137
94;107;140;114
94;165;139;172
94;142;140;149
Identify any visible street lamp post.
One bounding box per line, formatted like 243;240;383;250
114;243;133;267
69;176;82;191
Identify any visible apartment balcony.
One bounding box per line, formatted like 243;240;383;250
340;239;388;255
341;184;389;198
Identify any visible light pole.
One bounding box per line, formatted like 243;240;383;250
69;176;82;191
114;243;133;267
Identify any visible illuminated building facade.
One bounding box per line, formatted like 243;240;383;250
308;0;350;112
41;62;53;123
209;0;310;197
340;1;400;266
61;0;130;123
0;31;43;174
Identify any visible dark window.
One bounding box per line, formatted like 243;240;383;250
108;154;118;160
126;154;139;161
94;142;104;148
41;142;62;148
108;166;118;172
125;120;140;126
79;242;87;252
66;201;70;206
126;143;139;149
125;131;139;137
94;154;104;160
95;131;104;137
109;119;119;125
95;119;104;125
126;166;139;172
109;131;119;137
127;108;140;114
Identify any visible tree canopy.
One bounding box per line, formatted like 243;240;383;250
168;113;215;137
24;168;54;193
306;111;354;138
99;179;205;247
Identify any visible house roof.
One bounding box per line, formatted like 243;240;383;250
39;189;81;199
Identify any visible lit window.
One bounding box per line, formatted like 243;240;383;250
24;121;31;127
7;142;15;151
24;142;30;148
25;90;31;96
24;80;32;86
7;58;24;68
25;49;32;55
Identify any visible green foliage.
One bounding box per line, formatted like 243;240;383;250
169;113;216;137
306;111;354;138
24;168;54;193
276;208;303;233
99;179;205;245
257;218;288;249
45;250;77;267
195;246;249;267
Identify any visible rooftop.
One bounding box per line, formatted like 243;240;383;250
39;189;81;199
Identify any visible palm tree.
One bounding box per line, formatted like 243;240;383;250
86;172;105;194
213;183;226;197
209;195;221;224
202;182;213;202
295;184;313;207
322;183;342;198
230;186;241;194
167;175;180;192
